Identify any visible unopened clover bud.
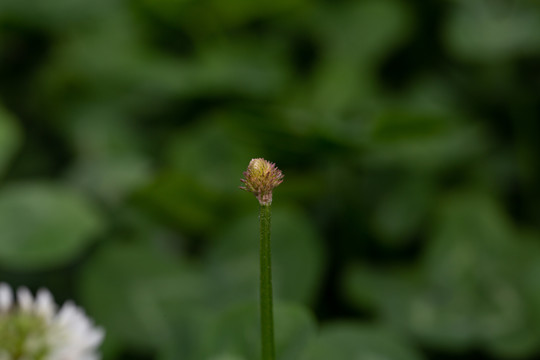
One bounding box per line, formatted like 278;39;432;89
240;158;284;206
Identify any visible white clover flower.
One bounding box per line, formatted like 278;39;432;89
0;283;104;360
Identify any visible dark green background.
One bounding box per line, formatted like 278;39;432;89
1;0;540;359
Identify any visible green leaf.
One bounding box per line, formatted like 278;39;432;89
0;183;103;269
420;193;540;356
365;111;485;170
299;323;425;360
79;241;209;360
205;206;326;308
134;171;224;235
444;0;540;61
0;106;21;175
139;0;306;34
343;263;419;326
300;0;412;113
202;302;316;360
66;111;152;204
206;355;246;360
136;117;265;235
344;192;540;357
370;173;435;246
166;118;261;194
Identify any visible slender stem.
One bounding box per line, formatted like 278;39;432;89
259;204;275;360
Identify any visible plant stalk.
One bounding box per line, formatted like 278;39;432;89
259;204;275;360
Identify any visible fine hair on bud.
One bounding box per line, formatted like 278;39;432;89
240;158;284;205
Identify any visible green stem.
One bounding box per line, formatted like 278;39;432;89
259;204;275;360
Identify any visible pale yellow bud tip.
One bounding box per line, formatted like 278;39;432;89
240;158;284;205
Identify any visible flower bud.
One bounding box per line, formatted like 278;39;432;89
240;158;284;205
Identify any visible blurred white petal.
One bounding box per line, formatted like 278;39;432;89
0;283;13;312
17;287;33;312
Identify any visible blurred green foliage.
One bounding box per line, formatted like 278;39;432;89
1;0;540;359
